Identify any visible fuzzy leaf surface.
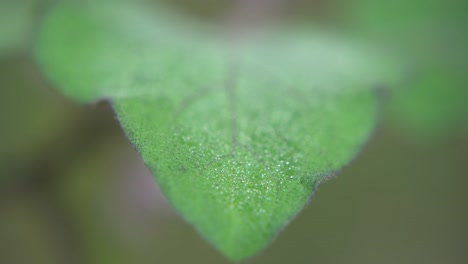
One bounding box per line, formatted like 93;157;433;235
36;1;388;260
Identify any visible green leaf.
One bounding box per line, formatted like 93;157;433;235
0;0;38;56
35;1;389;260
388;66;468;138
347;0;468;138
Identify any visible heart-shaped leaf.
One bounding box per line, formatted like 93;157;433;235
35;1;390;260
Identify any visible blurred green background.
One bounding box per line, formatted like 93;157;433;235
1;0;467;263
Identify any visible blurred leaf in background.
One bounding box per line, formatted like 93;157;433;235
0;0;39;57
345;0;468;138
